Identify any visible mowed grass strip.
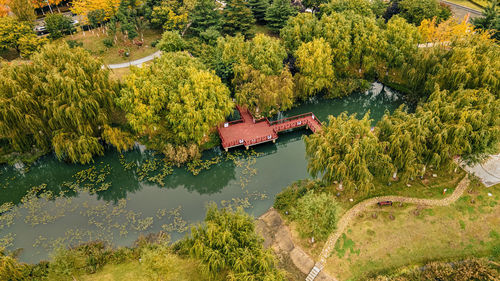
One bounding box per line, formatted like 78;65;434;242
79;257;209;281
324;180;500;281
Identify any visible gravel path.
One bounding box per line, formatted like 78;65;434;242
309;176;470;280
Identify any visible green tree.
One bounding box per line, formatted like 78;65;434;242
118;52;234;163
383;16;420;69
473;0;500;40
0;249;27;281
304;113;392;194
0;43;129;164
425;33;500;96
302;0;327;11
0;17;45;57
249;0;270;23
234;63;294;117
157;30;186;52
291;190;340;240
45;14;75;39
182;204;285;280
320;0;375;17
265;0;298;33
398;0;451;25
116;0;139;39
377;108;427;181
280;13;319;52
88;9;107;29
348;13;383;74
294;38;335;98
9;0;36;22
189;0;221;36
421;87;500;163
246;33;287;75
150;0;191;31
222;0;256;37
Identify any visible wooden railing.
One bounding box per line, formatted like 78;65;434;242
269;112;318;126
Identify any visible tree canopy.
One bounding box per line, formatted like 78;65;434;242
0;43;130;164
181;204;285;280
222;0;256;37
265;0;298;33
305;113;392;194
118;52;234;163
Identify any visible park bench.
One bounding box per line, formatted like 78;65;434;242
377;201;393;206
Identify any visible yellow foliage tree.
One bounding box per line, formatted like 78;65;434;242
419;16;473;43
0;0;9;17
71;0;121;23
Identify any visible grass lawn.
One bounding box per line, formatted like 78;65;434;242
79;258;208;281
445;0;483;10
335;168;466;210
68;27;162;65
283;169;467;258
323;180;500;280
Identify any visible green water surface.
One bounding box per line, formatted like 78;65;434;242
0;83;405;263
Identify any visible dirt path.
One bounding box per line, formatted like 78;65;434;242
310;176;470;280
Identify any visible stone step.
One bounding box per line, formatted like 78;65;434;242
305;265;322;281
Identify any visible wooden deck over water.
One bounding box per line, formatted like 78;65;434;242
218;106;322;151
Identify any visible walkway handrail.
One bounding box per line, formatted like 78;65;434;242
270;112;316;126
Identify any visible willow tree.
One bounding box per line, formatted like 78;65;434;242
220;34;292;117
294;38;335;98
383;16;420;69
280;13;319;52
233;63;294;117
0;43;131;164
118;52;234;163
421;87;500;163
425;32;500;96
377;108;428;181
182;204;285;280
305;113;392;194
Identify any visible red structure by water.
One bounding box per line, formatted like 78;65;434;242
218;105;322;151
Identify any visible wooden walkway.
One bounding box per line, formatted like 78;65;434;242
218;106;322;151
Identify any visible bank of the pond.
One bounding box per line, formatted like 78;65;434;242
0;83;405;263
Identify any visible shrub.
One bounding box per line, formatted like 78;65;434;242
47;247;87;280
157;31;186;52
45;13;75;39
150;39;159;48
66;40;83;48
274;180;323;213
291;190;340;240
103;38;114;48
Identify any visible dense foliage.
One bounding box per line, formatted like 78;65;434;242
473;0;500;40
45;14;75;39
0;43;131;164
0;16;45;57
118;52;234;164
180;204;285;280
369;258;499;281
291;190;340;240
305;113;392;193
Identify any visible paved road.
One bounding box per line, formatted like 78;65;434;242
463;155;500;187
105;51;162;69
440;0;482;19
307;176;470;281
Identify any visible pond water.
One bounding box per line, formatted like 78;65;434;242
0;83;405;263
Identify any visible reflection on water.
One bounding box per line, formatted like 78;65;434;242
0;83;405;263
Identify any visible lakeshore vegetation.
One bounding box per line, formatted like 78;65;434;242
0;0;499;280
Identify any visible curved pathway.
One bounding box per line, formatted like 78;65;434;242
307;176;470;281
104;50;162;69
